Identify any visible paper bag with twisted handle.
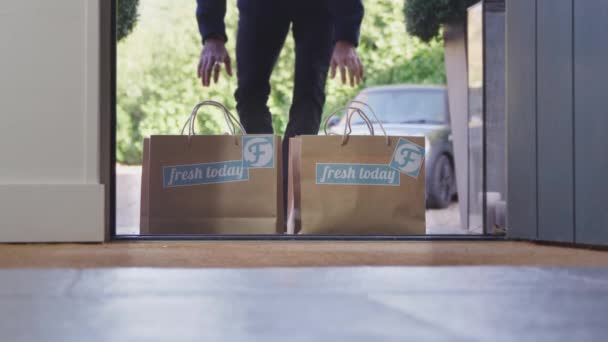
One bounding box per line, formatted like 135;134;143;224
287;102;426;235
140;101;283;235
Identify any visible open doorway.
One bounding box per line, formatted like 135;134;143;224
112;0;505;238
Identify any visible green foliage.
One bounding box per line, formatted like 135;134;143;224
117;0;446;164
404;0;478;42
116;0;140;41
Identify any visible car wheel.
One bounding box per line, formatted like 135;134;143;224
427;154;456;209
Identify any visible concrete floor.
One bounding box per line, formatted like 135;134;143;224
1;266;608;341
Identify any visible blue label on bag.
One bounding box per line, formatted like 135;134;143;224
242;135;275;169
389;138;425;178
163;160;249;188
316;163;400;186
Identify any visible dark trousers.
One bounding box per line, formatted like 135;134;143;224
234;4;334;218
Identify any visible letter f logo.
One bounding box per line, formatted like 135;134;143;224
390;138;425;178
243;136;275;168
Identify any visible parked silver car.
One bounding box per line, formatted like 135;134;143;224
326;85;457;209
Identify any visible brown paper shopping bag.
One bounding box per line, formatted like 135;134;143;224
140;101;283;235
287;103;426;235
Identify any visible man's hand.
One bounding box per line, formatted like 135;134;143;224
197;38;232;87
330;41;364;87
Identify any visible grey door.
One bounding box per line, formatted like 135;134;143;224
506;0;608;246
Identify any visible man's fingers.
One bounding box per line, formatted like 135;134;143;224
225;56;233;77
356;58;364;85
348;59;358;87
348;65;355;87
202;58;209;86
358;57;365;80
356;59;364;83
204;57;215;86
198;63;205;87
213;62;221;84
340;64;347;84
330;59;337;79
201;58;209;86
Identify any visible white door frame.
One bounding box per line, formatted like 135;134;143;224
0;0;105;242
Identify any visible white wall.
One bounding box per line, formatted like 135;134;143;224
0;0;104;242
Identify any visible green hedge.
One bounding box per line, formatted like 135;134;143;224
117;0;446;164
404;0;478;42
116;0;139;42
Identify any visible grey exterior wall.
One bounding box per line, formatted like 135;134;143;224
536;0;574;243
482;3;507;233
444;22;470;231
506;0;537;240
573;1;608;245
485;9;506;200
506;0;607;245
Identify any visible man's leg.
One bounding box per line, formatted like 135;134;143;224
286;9;333;138
282;7;334;211
234;6;291;134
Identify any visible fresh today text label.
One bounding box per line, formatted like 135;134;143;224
316;163;400;186
163;160;249;188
